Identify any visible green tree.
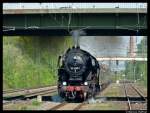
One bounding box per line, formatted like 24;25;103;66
124;37;147;87
3;36;73;90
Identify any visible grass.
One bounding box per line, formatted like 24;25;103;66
19;106;28;110
101;84;123;97
32;100;41;106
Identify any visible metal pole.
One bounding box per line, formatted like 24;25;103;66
134;65;136;82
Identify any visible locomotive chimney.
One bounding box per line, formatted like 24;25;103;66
71;30;80;48
70;29;86;48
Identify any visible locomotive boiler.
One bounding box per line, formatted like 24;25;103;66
57;46;100;101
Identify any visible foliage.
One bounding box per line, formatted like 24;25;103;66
137;36;147;57
124;37;147;87
3;36;73;89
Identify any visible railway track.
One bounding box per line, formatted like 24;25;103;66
3;100;29;106
3;82;108;107
3;85;56;94
4;88;57;100
50;102;68;110
24;88;57;98
3;82;147;110
50;102;86;110
123;83;132;110
130;84;147;102
3;86;57;98
3;87;57;106
123;82;147;110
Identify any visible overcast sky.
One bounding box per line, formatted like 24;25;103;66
3;3;147;9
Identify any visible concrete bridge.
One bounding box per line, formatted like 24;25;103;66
3;8;147;36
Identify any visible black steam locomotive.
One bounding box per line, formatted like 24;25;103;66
57;46;100;101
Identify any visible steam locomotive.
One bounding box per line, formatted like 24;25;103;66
57;46;100;101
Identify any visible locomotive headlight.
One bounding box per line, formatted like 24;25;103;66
84;82;88;85
62;82;67;86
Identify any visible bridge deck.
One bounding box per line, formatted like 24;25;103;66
3;8;147;36
3;8;147;14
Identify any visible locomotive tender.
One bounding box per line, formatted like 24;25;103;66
57;46;100;101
